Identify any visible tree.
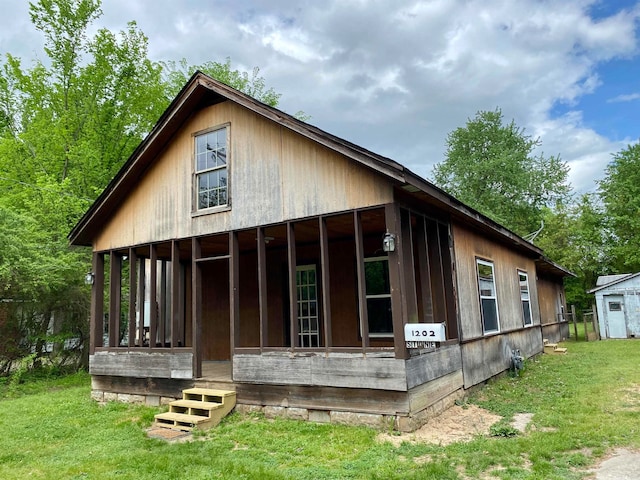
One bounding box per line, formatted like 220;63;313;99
0;0;289;374
599;143;640;272
432;108;571;236
162;58;281;107
535;195;611;310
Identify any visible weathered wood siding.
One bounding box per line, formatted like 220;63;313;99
461;328;542;388
451;223;541;340
537;273;564;325
233;352;408;391
94;101;393;251
405;344;462;389
90;351;193;379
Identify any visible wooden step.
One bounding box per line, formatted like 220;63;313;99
553;347;567;354
154;412;213;431
182;388;236;402
154;387;236;432
170;399;223;411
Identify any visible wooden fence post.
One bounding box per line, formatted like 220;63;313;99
582;305;589;342
592;303;600;340
571;304;578;340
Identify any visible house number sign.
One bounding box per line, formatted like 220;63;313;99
404;323;445;349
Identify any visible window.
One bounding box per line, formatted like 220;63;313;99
609;302;622;312
364;257;393;337
519;271;532;326
477;259;499;333
195;127;228;210
296;265;319;347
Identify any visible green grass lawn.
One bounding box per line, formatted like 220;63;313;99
1;339;638;479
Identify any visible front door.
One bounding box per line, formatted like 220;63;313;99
604;295;627;338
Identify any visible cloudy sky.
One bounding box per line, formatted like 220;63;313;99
1;0;639;193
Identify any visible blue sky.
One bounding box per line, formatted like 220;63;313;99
0;0;638;194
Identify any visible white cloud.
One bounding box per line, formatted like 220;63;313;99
1;0;638;195
608;92;640;102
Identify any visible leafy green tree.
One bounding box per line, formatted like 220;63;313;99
432;108;571;236
0;0;289;374
599;143;640;272
535;195;610;310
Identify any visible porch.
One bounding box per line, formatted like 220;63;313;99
88;203;459;387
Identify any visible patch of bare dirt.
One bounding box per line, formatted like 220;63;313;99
378;404;502;447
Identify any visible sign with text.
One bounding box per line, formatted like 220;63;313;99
404;323;446;343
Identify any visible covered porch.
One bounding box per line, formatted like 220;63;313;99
88;202;460;392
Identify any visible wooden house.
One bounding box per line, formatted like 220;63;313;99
589;273;640;339
69;72;571;430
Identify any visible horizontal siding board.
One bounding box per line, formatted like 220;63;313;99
408;370;464;413
90;351;193;379
405;344;462;389
233;354;312;385
235;383;410;415
233;353;407;391
461;329;542;388
91;375;193;398
310;356;407;391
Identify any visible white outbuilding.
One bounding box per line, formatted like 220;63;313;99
589;273;640;339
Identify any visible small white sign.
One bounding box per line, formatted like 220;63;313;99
404;323;446;342
405;341;437;350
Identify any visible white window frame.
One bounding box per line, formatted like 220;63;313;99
477;259;500;334
296;265;320;348
363;256;393;338
518;270;533;327
194;125;229;212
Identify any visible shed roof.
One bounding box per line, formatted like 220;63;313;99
68;72;572;278
589;273;640;293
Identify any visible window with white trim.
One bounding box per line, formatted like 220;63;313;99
477;259;499;333
195;127;228;210
296;265;319;347
364;256;393;337
519;271;533;326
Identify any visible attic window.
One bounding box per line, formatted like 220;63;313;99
195;126;228;210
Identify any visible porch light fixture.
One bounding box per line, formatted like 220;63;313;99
84;272;95;286
382;231;396;252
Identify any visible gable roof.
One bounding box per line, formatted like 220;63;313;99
68;72;572;278
588;273;640;293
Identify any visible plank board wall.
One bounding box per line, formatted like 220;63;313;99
233;352;408;391
460;328;542;388
451;223;541;340
405;344;462;389
89;351;193;379
235;383;410;415
91;375;194;398
94;101;393;251
537;273;563;325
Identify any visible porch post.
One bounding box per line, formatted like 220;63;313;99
257;227;268;351
108;251;122;348
229;232;240;357
354;211;369;351
287;222;298;349
90;252;104;354
149;245;158;349
170;240;180;349
385;204;409;359
192;238;202;378
319;216;332;350
137;256;146;347
127;248;137;347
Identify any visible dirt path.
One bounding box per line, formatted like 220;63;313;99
378;404;502;447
